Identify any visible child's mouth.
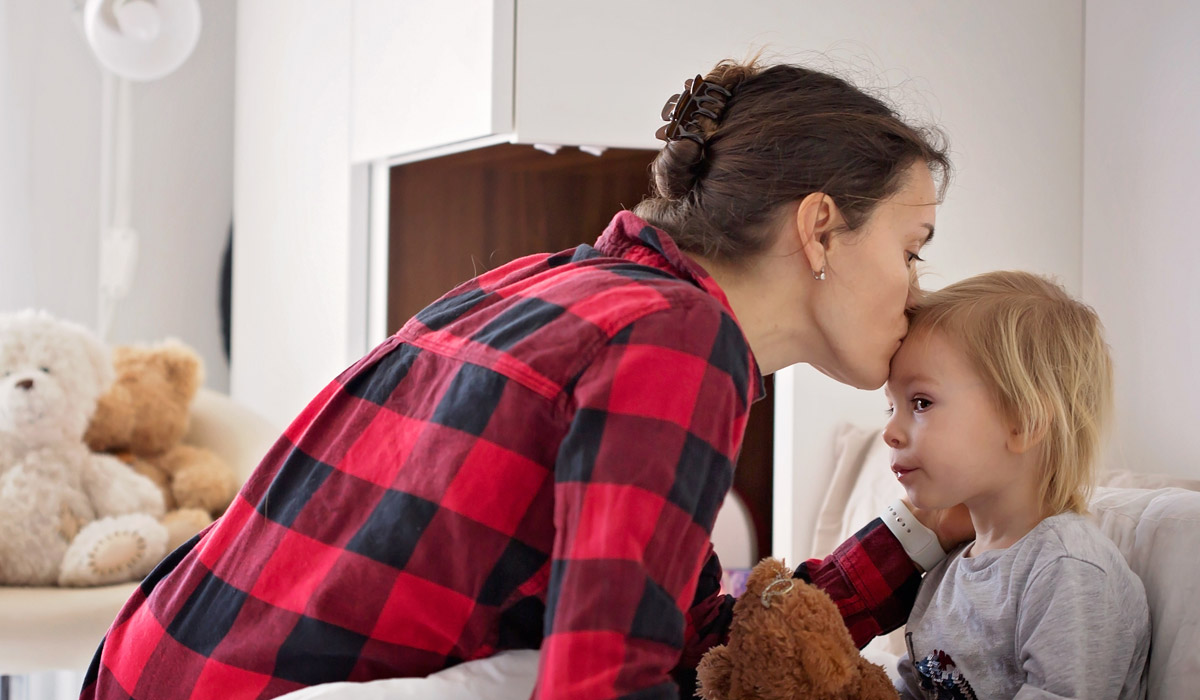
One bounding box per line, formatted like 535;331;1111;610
891;464;918;480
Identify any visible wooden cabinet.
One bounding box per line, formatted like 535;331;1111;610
385;143;775;556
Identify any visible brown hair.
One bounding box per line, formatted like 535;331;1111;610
907;271;1114;515
634;59;951;261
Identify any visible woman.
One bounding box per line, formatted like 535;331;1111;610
82;60;966;700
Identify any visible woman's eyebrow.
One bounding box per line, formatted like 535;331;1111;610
920;223;935;245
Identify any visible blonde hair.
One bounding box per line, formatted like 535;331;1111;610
907;271;1113;514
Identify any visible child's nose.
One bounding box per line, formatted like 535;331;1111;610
882;417;906;449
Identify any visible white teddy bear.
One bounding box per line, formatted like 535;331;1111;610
0;310;169;586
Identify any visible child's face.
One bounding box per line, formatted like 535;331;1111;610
882;328;1026;512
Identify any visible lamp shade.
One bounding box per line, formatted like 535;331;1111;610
83;0;201;81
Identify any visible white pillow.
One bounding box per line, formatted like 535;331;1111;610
1089;487;1200;700
810;423;908;658
811;423;902;558
273;650;539;700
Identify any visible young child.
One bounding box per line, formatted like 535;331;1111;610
883;271;1150;700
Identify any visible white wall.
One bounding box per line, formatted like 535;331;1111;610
112;0;237;392
1083;0;1200;480
231;1;353;428
0;0;102;328
0;0;235;392
769;1;1085;559
0;0;35;311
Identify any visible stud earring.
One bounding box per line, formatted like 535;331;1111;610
813;266;826;281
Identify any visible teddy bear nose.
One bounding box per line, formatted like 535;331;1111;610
16;378;34;391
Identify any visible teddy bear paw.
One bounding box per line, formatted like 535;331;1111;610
58;514;168;586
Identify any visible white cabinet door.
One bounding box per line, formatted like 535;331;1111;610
351;0;514;163
513;0;821;149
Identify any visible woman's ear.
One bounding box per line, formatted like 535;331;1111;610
794;192;841;277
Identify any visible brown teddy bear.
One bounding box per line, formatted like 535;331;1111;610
85;339;238;551
697;557;899;700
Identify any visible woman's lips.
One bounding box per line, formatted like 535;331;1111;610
891;464;918;481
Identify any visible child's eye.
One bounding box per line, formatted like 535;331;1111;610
884;405;894;417
913;397;932;412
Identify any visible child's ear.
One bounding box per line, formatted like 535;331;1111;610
1006;419;1048;454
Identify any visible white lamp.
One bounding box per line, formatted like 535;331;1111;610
83;0;201;82
74;0;202;338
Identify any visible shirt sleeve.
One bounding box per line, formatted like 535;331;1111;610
671;544;736;696
1012;557;1150;700
795;519;923;648
535;304;752;700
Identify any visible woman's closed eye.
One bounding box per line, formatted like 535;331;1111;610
906;250;925;265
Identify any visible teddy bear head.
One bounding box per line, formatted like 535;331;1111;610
0;310;113;449
84;340;203;455
727;558;866;698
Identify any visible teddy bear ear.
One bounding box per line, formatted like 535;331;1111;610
43;311;114;395
0;309;112;395
156;339;204;398
743;557;793;598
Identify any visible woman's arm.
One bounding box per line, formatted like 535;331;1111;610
536;303;752;700
795;519;923;647
791;499;972;648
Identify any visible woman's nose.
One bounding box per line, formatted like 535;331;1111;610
905;275;924;311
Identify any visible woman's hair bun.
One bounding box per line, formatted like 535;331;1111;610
651;139;705;200
651;67;745;200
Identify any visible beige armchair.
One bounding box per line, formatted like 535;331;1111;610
0;388;277;675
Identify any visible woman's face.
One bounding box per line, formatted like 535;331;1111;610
810;163;938;389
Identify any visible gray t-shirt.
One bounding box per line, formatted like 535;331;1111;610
896;513;1150;700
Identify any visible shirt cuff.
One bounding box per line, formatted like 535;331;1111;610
881;499;947;573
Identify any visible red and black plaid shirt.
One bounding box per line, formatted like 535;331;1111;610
81;211;920;700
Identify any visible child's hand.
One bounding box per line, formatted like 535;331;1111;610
905;500;974;552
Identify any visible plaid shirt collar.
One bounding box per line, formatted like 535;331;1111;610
596;210;766;402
